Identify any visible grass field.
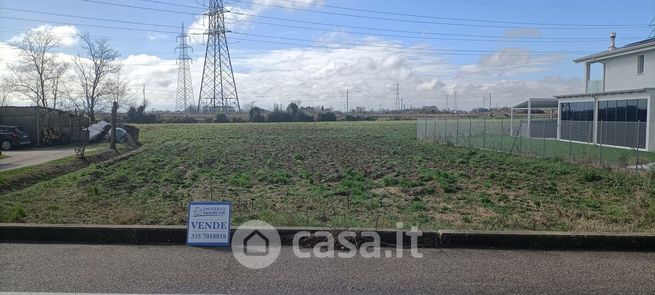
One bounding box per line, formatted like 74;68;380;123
1;121;655;232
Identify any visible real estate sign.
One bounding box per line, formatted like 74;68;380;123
187;201;232;246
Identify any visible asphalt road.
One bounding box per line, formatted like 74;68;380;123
1;243;654;294
0;147;75;171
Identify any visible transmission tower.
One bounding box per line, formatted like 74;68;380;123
395;83;400;111
198;0;240;113
650;17;655;38
176;22;193;113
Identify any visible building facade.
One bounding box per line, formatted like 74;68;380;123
556;34;654;150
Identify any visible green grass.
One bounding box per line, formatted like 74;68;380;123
0;143;131;192
1;121;655;232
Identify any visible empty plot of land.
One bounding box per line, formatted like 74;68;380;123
0;121;653;232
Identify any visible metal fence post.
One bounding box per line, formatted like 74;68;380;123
456;118;460;146
468;118;472;148
518;120;522;155
433;116;437;142
482;119;486;150
569;121;573;161
598;121;603;165
443;117;447;143
500;119;504;153
542;119;546;157
423;115;428;141
635;121;641;173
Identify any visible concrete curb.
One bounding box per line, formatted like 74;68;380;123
1;223;653;251
437;230;655;251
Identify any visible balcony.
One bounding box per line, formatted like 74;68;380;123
586;80;604;93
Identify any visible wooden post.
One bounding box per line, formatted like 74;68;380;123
110;101;118;151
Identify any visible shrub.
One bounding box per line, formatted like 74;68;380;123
214;113;229;123
317;112;337;122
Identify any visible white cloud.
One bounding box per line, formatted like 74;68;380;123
1;26;583;112
8;25;79;47
147;32;168;41
188;0;323;44
458;48;565;79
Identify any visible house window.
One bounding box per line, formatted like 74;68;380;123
637;55;645;75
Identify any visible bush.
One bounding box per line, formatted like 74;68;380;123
266;103;315;122
127;105;159;123
344;114;376;121
214;113;229;123
160;116;197;123
249;107;266;122
317;112;337;122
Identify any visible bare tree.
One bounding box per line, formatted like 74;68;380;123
49;60;71;109
108;67;136;112
73;33;120;122
3;28;69;108
0;84;11;106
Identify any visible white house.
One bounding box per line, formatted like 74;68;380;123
555;33;654;150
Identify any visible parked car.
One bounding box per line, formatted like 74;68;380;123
0;125;32;150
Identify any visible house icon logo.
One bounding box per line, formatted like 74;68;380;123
243;230;270;255
232;220;281;269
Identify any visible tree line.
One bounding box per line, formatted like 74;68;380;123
1;28;134;122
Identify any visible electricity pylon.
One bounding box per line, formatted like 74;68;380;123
198;0;240;113
395;83;400;111
176;22;193;113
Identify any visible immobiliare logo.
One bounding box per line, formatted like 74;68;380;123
231;220;423;269
193;206;227;217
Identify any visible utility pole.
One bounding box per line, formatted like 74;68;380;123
489;92;492;110
445;94;449;112
198;0;240;113
142;84;146;107
454;91;458;113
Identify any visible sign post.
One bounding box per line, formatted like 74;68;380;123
187;201;232;247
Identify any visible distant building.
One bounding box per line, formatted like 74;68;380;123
556;33;654;150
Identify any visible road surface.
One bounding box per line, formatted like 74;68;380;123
0;146;105;172
1;243;654;294
0;147;75;171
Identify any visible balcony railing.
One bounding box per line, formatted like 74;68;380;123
586;80;604;93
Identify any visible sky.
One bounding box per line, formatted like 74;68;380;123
1;0;654;112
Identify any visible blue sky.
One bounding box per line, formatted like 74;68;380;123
1;0;654;111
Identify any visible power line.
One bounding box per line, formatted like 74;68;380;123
231;12;645;39
226;19;642;43
4;6;641;44
230;32;593;54
133;0;649;28
82;0;648;30
0;14;601;56
235;0;648;28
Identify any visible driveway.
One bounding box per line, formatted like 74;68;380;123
0;147;76;172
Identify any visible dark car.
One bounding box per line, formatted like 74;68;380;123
0;125;32;150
